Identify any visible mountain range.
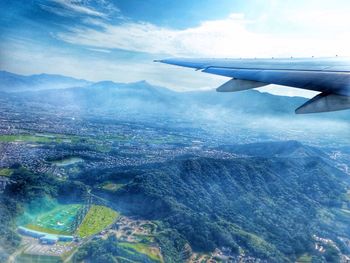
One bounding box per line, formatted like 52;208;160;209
1;70;350;121
0;71;91;92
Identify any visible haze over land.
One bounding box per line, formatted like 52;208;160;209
0;71;349;262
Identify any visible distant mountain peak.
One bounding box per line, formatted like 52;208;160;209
90;81;118;87
127;80;156;89
133;80;149;85
88;80;170;93
0;70;92;92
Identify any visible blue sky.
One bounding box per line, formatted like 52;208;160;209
1;0;350;96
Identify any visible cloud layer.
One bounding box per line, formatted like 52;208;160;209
55;10;350;58
40;0;119;18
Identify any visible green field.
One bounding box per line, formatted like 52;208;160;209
101;182;124;192
119;242;163;262
0;168;12;176
51;157;84;167
77;205;119;238
297;253;312;263
0;134;51;143
15;254;62;263
0;133;81;144
26;204;82;235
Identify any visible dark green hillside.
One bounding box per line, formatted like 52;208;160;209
219;140;328;158
115;154;350;262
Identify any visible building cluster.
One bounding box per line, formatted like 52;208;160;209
18;226;74;245
0;96;242;179
313;235;350;263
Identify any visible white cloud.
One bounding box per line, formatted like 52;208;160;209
53;0;105;17
86;47;111;53
290;10;350;32
1;38;322;98
56;12;350;58
5;2;350;97
0;38;317;98
0;38;227;92
41;0;119;18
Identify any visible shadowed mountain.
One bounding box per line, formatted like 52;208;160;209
183;89;307;115
218;140;329;158
107;141;350;262
11;80;181;116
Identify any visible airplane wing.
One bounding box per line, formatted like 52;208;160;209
155;57;350;114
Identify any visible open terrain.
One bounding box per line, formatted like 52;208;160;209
0;168;12;177
0;72;349;262
77;205;119;238
25;204;82;235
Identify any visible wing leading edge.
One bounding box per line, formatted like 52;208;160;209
155;57;350;114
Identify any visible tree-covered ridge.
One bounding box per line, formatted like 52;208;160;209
1;142;349;262
75;235;158;263
114;151;350;262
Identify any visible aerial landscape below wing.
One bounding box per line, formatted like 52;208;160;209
156;57;350;114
